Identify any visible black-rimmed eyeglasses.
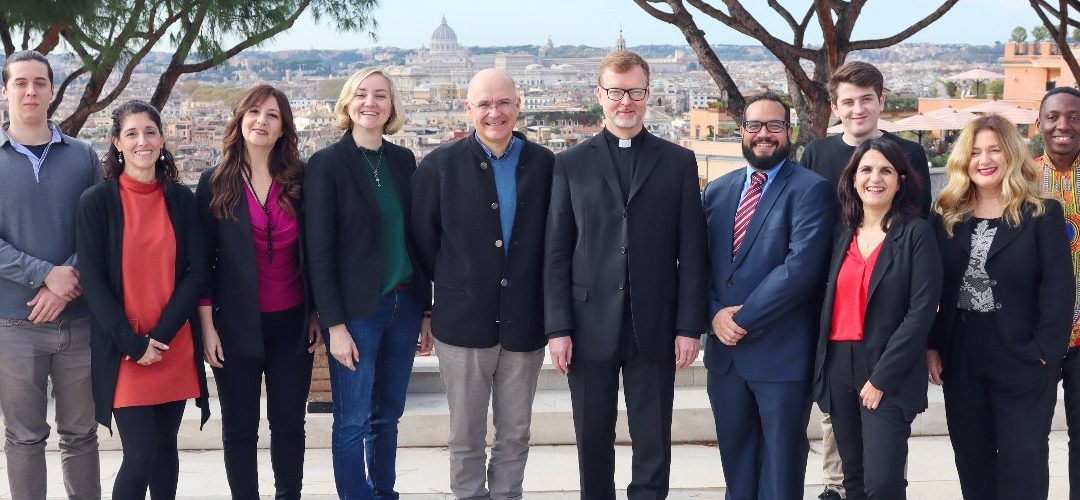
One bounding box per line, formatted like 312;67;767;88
742;120;788;133
599;85;648;101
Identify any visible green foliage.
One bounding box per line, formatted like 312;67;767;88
929;154;948;170
470;45;539;55
1030;133;1045;158
1032;25;1050;43
884;93;918;112
944;81;959;98
1073;27;1080;42
185;83;250;106
987;79;1004;98
1011;26;1028;43
546;45;608;58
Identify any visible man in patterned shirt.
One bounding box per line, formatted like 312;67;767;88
1036;85;1080;500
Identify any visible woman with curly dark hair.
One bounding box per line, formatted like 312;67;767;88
194;84;320;499
76;99;210;499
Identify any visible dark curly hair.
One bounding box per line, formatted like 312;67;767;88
837;137;923;231
101;100;179;183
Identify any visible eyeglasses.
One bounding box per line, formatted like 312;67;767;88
742;120;788;133
599;85;648;101
471;100;516;113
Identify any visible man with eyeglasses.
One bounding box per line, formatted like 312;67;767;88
800;61;930;500
544;50;707;499
702;92;835;500
412;68;554;500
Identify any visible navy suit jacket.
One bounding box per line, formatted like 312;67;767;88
702;159;836;382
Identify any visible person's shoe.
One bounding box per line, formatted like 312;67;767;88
818;487;843;500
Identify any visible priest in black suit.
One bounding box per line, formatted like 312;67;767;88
543;51;708;500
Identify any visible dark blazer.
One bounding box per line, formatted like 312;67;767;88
411;132;554;352
702;159;836;382
76;179;210;430
304;133;428;329
929;201;1074;365
543;130;708;363
195;167;313;359
813;217;942;414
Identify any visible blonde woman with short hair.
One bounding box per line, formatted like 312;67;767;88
928;114;1073;499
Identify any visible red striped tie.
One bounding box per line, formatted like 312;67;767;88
732;171;767;258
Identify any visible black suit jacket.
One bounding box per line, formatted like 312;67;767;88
544;130;708;362
304;133;428;328
929;201;1074;365
814;217;942;414
195;167;313;359
76;179;210;430
411;132;554;352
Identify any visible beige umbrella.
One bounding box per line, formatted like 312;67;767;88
946;68;1006;98
923;107;981;129
826;118;899;134
964;101;1040;124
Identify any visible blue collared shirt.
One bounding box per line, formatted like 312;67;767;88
474;133;522;253
737;159;785;201
2;122;62;183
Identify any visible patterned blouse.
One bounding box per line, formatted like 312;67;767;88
958;218;999;312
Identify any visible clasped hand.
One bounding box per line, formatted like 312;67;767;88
711;305;746;345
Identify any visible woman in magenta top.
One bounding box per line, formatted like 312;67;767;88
77;100;210;499
812;137;942;500
195;85;320;499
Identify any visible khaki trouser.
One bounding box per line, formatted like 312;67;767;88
0;317;99;500
822;410;847;496
436;340;545;500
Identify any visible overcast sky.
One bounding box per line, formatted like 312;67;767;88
259;0;1042;51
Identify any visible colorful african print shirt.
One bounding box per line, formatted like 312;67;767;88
1038;154;1080;347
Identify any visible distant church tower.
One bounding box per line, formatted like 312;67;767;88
614;27;626;53
539;35;554;59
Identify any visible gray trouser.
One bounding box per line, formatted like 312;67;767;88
436;340;545;500
0;317;99;500
822;410;847;495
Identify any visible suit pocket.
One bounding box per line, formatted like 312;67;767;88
572;284;588;302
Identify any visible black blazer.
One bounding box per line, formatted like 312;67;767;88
75;179;210;430
305;133;428;328
411;132;554;352
813;217;942;414
195;167;313;359
544;130;708;362
929;201;1074;365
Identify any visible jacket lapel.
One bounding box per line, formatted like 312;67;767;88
866;221;902;304
733;160;791;267
335;133;377;220
712;175;742;275
986;215;1024;263
628;131;660;202
587;134;625;204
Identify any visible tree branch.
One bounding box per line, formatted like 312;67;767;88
1031;0;1080;86
636;0;677;24
0;12;16;55
47;66;86;118
847;0;960;51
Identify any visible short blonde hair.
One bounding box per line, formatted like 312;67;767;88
334;68;405;135
597;51;650;86
935;114;1048;236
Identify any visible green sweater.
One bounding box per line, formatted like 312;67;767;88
359;146;412;294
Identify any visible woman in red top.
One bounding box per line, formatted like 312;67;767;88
812;137;942;500
76;100;209;500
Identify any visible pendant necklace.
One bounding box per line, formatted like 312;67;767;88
244;170;276;262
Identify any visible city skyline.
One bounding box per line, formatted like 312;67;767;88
260;0;1041;51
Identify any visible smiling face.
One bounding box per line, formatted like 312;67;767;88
832;82;884;141
854;149;899;211
1;60;53;127
466;69;520;149
967;129;1008;194
740;99;792;169
241;95;283;150
112;111;164;175
1037;92;1080;166
348;73;393;132
596;65;648;134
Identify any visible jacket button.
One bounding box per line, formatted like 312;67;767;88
617;283;625;290
500;279;509;287
988;279;997;287
995;302;1003;310
727;280;734;288
480;162;489;169
619;246;627;254
491;202;499;209
621;210;627;218
495;239;504;248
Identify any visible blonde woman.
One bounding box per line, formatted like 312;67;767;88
304;68;426;499
928;114;1073;499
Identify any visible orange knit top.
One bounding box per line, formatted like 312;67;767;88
113;173;200;408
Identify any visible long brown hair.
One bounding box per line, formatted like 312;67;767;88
102;100;179;183
209;84;303;219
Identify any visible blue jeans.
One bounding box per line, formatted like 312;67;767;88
328;290;421;500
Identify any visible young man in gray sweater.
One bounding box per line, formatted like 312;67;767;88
0;50;101;499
